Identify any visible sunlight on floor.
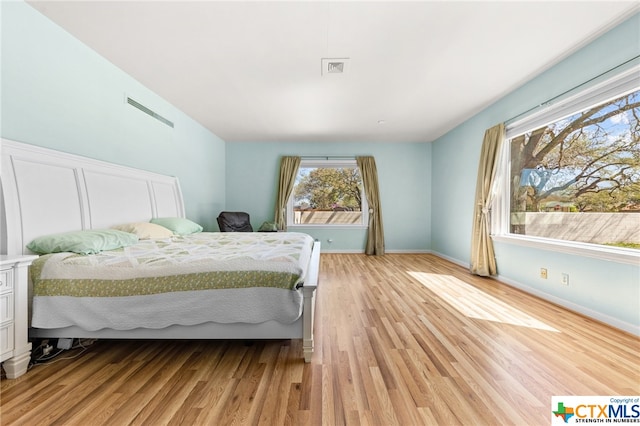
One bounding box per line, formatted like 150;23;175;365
407;271;559;332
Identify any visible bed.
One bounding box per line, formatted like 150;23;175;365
0;139;320;366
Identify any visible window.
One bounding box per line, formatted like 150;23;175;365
287;159;368;227
493;65;639;263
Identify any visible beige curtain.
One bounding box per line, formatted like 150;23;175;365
274;156;301;231
470;123;505;276
357;156;385;255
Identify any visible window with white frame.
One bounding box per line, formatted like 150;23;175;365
287;159;368;227
493;65;640;261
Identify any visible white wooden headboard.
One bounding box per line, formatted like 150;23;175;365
1;139;185;255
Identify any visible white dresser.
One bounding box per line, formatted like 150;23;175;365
1;255;38;379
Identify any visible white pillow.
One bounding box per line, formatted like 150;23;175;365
111;222;174;239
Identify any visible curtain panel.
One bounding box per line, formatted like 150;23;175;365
470;123;505;276
274;156;301;231
357;156;385;255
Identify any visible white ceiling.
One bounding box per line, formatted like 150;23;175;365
27;1;639;143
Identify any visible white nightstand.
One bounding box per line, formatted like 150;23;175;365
1;255;38;379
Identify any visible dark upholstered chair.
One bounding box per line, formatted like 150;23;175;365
217;211;253;232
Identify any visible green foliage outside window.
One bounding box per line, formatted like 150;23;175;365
508;88;639;248
511;90;639;214
294;167;363;211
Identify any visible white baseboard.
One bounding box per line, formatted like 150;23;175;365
494;274;639;336
385;249;432;254
430;251;639;337
320;249;432;254
430;251;469;268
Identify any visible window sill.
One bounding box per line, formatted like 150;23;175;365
287;225;368;230
492;234;640;266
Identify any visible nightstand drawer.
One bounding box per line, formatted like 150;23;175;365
0;255;37;378
0;293;14;324
0;323;15;357
0;270;12;294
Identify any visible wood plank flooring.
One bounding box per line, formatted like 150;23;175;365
2;253;639;425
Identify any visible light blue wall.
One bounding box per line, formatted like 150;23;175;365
3;1;636;331
431;13;640;332
225;142;431;252
1;1;226;231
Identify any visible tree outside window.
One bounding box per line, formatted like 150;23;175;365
509;89;639;249
288;160;368;227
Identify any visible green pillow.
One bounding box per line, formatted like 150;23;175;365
150;217;203;235
258;221;278;232
27;229;139;255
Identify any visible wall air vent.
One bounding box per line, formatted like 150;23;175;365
126;97;174;128
321;58;350;76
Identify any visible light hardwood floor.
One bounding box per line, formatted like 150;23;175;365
1;253;639;425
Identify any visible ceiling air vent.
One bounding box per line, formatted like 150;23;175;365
126;96;174;128
321;58;350;76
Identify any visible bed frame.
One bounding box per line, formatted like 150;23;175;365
0;139;320;362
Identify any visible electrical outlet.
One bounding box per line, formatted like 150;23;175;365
540;268;548;279
561;273;569;286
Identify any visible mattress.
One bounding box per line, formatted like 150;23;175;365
30;232;315;330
